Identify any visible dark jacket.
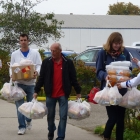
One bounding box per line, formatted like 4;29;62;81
96;48;131;95
34;54;81;98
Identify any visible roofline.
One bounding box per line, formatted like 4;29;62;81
61;27;140;29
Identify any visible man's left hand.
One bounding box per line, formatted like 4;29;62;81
76;94;81;99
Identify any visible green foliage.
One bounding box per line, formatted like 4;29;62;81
38;49;45;60
0;49;10;88
107;2;140;15
0;0;64;51
71;60;100;96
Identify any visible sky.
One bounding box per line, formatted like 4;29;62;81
32;0;140;15
0;0;139;15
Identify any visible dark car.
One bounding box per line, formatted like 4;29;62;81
75;46;140;68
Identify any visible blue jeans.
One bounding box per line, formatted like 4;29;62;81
46;96;68;140
15;84;35;129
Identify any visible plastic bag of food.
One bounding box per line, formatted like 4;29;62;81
119;88;140;109
93;80;110;106
108;86;122;105
110;61;132;67
0;83;11;99
18;102;33;119
18;99;47;119
19;59;33;66
128;88;140;108
68;99;91;120
31;99;47;119
10;83;26;101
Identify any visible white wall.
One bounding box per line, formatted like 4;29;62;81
48;28;140;53
1;28;140;53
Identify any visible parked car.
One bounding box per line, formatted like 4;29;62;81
74;46;140;68
44;50;78;58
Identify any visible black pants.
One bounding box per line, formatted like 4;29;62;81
103;105;126;140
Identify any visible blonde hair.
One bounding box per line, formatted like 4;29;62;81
103;32;124;52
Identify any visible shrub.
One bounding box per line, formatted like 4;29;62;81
0;49;10;88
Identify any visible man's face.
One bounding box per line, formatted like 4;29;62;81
19;36;29;48
50;44;61;59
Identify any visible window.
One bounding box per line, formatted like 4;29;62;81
76;50;97;62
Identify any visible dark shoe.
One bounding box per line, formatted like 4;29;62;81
48;132;54;140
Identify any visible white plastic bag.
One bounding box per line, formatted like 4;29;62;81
18;102;33;119
119;88;140;109
0;83;11;99
10;83;26;101
94;80;110;106
0;80;26;101
108;86;122;105
68;99;91;120
31;99;47;119
18;99;47;119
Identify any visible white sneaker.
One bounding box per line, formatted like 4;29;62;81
26;122;32;130
18;128;26;135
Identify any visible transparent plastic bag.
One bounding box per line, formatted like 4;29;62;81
93;80;110;106
108;86;122;105
10;83;26;101
119;87;140;109
18;102;33;119
0;80;26;101
0;82;11;99
31;99;47;119
18;99;47;119
68;99;91;120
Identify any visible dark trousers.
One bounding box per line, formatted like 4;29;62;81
103;105;126;140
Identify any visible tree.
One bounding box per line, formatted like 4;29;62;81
0;0;64;51
107;2;140;15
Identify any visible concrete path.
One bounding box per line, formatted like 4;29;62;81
0;99;102;140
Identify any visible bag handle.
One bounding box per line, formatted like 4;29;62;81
106;80;112;87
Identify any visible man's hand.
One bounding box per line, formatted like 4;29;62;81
76;94;81;99
33;93;38;99
33;71;38;78
117;83;122;89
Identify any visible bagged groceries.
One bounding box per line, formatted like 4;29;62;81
108;86;122;105
94;80;122;106
0;81;26;101
93;81;110;106
119;87;140;109
68;99;91;120
18;99;47;119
